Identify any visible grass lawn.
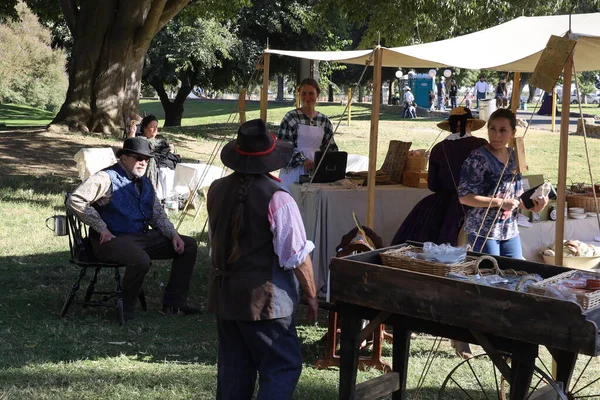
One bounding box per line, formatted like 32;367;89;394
1;101;600;399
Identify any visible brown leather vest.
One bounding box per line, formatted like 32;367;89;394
206;173;298;321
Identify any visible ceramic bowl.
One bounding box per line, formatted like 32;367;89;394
587;212;599;218
568;207;585;214
542;254;600;270
570;213;587;220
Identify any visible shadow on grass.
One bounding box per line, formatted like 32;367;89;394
0;130;116;179
0;246;214;370
0;175;77;209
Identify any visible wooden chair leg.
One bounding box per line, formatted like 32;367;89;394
60;267;87;317
358;325;392;372
113;268;125;324
83;267;101;305
139;289;148;311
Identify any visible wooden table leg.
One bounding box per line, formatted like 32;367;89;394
548;348;577;391
391;324;410;400
509;342;537;400
339;302;363;400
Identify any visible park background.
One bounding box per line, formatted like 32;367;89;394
2;1;600;399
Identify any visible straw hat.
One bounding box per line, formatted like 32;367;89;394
437;106;486;132
403;86;411;91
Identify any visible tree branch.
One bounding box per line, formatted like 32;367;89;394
157;0;190;32
136;0;168;47
59;0;78;35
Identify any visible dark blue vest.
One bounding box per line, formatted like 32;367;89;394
95;164;155;236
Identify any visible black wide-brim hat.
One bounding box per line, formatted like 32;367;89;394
116;137;155;158
221;119;294;174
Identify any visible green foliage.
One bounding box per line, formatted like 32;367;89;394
0;2;67;111
318;0;599;48
144;17;239;93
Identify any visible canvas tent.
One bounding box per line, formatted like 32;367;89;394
266;13;600;71
262;12;600;265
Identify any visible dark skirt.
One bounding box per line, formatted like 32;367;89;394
391;191;466;246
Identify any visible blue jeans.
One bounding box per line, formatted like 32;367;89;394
450;96;458;109
216;316;302;400
437;95;445;111
476;91;486;109
468;234;523;259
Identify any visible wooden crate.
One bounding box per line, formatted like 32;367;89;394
402;170;428;188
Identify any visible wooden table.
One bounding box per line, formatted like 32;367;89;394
330;246;600;400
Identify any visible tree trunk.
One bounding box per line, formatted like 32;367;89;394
150;71;192;127
358;85;364;102
527;84;536;103
328;84;334;102
48;0;189;136
509;73;531;109
276;75;284;101
387;80;393;105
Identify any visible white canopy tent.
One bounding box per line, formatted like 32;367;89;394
261;13;600;265
266;13;600;70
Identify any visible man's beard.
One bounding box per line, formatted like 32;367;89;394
131;167;147;178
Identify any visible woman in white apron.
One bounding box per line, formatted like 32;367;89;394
277;78;338;191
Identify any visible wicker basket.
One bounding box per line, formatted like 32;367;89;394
380;245;477;277
527;270;600;310
404;155;429;171
567;194;600;212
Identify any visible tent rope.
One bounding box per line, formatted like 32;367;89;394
176;56;264;231
572;62;600;231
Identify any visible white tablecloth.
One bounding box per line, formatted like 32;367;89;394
290;183;432;297
173;163;226;194
519;218;600;262
74;148;117;181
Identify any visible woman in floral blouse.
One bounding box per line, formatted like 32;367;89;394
277;78;338;190
458;109;547;257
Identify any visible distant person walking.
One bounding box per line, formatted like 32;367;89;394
403;86;415;118
472;75;490;109
437;77;446;111
449;79;458;109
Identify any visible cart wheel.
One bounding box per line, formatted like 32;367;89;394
561;356;600;400
438;353;567;400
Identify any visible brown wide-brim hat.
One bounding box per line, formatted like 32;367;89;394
221;119;294;174
437;106;486;132
116;137;155;158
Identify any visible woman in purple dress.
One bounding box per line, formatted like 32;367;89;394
391;107;488;246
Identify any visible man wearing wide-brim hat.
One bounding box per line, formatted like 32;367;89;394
206;119;318;399
67;137;201;321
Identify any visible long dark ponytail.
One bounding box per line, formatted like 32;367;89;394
228;173;255;263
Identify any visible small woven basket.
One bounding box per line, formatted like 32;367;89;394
380;245;477;277
567;194;600;212
473;256;541;291
528;270;600;310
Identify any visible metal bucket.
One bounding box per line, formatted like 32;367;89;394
46;215;67;236
478;98;497;121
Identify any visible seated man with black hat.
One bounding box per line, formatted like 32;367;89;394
66;137;200;320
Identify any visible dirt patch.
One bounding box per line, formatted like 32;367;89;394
0;129;222;178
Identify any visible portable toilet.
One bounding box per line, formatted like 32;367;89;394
400;74;435;109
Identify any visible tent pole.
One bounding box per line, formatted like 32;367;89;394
510;72;521;113
554;52;574;267
366;47;383;228
260;52;271;122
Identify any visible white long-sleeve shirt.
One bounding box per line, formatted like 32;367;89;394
473;81;490;94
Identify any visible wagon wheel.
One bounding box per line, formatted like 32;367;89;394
438;353;567;400
534;355;600;400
